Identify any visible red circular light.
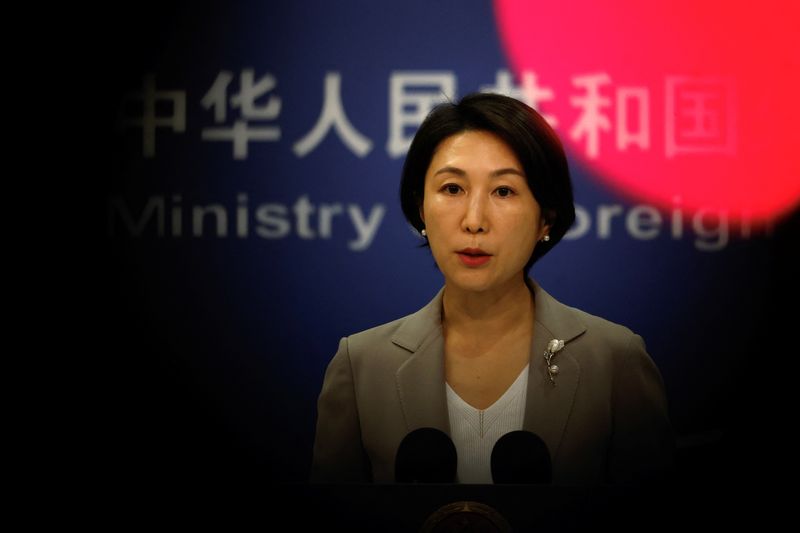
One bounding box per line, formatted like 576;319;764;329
494;0;800;226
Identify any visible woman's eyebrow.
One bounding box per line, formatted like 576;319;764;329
489;167;525;178
432;166;525;178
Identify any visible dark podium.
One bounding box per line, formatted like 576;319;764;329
274;482;698;532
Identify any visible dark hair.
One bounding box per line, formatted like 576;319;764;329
399;92;575;273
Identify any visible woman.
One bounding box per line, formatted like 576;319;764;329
311;93;674;485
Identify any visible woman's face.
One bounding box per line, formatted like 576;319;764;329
420;130;549;294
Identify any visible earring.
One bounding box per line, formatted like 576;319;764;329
421;228;427;237
541;234;550;242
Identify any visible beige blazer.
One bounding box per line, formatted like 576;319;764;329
311;279;674;485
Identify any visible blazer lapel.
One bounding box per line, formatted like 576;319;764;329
523;279;587;461
392;287;451;436
390;279;588;461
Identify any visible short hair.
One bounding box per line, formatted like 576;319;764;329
399;92;576;273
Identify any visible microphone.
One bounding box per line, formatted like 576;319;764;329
395;427;457;483
491;430;552;484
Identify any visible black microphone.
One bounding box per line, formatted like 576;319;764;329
395;427;457;483
491;430;552;484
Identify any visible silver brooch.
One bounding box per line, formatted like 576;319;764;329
544;339;565;385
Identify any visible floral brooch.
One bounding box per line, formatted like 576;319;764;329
544;339;565;385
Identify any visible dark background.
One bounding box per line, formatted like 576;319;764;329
80;2;798;505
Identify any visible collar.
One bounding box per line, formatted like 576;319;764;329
391;278;587;460
391;278;586;352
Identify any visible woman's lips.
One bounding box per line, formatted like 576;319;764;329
456;250;492;267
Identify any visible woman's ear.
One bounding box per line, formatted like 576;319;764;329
541;209;556;238
418;205;425;225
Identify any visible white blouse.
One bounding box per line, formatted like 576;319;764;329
445;364;530;484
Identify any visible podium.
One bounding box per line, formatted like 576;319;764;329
272;483;697;532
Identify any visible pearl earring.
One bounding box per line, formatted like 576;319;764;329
541;234;550;242
421;228;427;237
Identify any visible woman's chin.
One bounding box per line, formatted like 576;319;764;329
443;271;514;295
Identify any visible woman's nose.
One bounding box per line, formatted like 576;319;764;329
461;193;488;234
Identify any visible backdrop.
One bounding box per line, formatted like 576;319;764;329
97;0;799;491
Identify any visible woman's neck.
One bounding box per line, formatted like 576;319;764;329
441;275;535;339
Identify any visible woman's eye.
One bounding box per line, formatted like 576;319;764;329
443;184;461;195
496;187;514;197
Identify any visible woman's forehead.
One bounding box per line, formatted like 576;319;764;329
427;131;523;173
